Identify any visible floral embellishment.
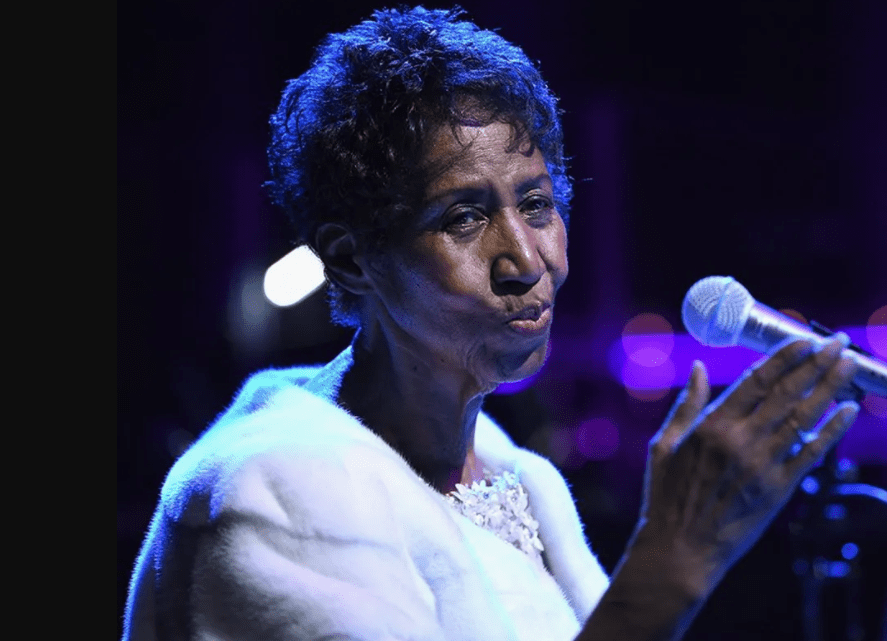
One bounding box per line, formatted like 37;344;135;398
445;470;545;568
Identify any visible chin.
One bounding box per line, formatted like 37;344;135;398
493;337;549;383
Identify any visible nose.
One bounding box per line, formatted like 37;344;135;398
490;210;545;291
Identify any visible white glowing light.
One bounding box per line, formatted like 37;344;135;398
263;246;326;307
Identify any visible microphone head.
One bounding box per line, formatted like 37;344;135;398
682;276;755;346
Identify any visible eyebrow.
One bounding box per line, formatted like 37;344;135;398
424;172;553;206
516;172;553;193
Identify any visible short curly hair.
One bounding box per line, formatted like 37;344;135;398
266;6;571;327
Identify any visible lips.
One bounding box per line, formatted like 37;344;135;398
506;303;552;335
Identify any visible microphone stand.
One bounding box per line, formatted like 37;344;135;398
788;321;887;641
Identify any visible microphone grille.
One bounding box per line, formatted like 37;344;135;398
681;276;754;346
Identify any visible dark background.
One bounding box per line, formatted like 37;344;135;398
118;1;887;638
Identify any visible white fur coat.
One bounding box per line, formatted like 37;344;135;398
123;355;609;640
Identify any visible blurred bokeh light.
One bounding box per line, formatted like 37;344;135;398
263;246;326;308
866;305;886;359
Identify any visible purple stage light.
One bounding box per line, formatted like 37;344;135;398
621;359;677;400
612;324;885;389
617;313;679;400
866;305;886;359
610;332;759;390
862;394;887;418
622;313;675;364
493;375;541;395
608;323;885;465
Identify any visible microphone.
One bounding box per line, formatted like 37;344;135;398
681;276;887;398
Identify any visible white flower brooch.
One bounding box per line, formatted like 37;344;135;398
445;470;545;568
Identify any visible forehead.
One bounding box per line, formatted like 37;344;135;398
422;121;549;197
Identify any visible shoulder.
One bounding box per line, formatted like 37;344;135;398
133;373;483;640
159;371;410;533
214;364;324;424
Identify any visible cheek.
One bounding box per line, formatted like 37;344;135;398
385;259;486;328
407;248;490;300
546;217;569;285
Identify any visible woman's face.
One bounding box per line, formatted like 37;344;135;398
366;120;568;387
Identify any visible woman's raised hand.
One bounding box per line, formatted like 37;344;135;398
636;333;860;597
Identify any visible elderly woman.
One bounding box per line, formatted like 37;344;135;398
122;7;860;640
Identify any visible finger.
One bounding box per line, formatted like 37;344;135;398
784;400;860;480
716;337;817;419
752;334;851;432
651;360;710;453
772;356;858;459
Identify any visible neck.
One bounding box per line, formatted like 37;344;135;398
335;325;492;494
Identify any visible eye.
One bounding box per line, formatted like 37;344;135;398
443;205;487;232
520;194;555;225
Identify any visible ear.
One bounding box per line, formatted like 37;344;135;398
314;223;375;295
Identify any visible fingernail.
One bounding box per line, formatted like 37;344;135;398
837;352;859;375
841;402;859;426
820;334;848;360
687;361;699;386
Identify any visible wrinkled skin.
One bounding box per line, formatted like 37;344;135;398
362;120;568;387
637;334;858;597
323;120;568;492
321;119;862;639
579;334;860;640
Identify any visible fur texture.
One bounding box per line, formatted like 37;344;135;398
123;358;609;640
